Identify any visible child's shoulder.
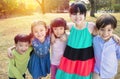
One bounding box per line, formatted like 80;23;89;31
87;22;95;34
67;22;75;30
87;22;95;27
28;46;33;51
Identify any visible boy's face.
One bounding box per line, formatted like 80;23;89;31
15;41;29;54
53;26;65;38
99;24;113;41
70;12;85;25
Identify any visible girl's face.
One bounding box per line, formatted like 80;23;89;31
15;42;29;54
99;24;113;41
53;26;65;38
70;12;85;25
32;25;47;41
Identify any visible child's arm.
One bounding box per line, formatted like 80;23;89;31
112;34;120;44
116;45;120;60
67;22;74;30
60;34;67;42
92;25;98;36
87;22;98;36
9;59;24;79
7;46;15;58
51;33;56;44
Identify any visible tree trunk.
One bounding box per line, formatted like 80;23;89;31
36;0;45;14
89;0;95;17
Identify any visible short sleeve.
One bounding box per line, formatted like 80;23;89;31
116;45;120;60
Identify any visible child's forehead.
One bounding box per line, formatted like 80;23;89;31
33;25;46;29
53;26;65;28
16;41;29;45
100;24;114;29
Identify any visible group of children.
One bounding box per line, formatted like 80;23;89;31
7;2;120;79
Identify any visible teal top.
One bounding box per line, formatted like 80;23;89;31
8;46;32;79
67;23;93;49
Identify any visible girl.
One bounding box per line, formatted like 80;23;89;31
28;21;50;79
50;17;67;79
93;14;120;79
55;3;120;79
56;3;96;79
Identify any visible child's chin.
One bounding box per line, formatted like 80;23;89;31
19;52;25;55
103;37;110;41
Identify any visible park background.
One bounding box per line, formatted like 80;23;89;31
0;0;120;79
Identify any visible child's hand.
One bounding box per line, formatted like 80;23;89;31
113;34;120;45
60;34;67;42
7;46;15;58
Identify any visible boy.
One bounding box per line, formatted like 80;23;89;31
93;14;120;79
8;34;32;79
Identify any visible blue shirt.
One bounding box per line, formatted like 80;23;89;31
93;35;120;78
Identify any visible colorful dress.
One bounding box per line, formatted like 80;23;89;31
56;23;95;79
28;36;50;79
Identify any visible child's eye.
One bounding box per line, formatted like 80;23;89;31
19;44;23;47
53;28;57;30
60;28;63;30
72;13;77;15
100;28;104;31
40;30;43;32
108;29;112;31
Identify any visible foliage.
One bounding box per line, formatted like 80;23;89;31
0;0;69;18
113;4;120;12
0;0;18;18
44;0;69;13
95;0;112;11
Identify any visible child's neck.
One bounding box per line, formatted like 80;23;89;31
76;22;86;29
39;37;45;43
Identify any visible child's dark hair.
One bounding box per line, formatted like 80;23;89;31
69;3;87;17
50;17;67;33
31;20;49;36
14;34;31;44
96;14;117;30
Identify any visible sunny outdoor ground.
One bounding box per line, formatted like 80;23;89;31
0;12;120;79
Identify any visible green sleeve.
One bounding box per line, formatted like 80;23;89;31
9;59;24;79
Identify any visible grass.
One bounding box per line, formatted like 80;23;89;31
0;12;120;79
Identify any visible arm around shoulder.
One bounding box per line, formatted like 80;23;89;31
88;22;98;36
7;46;15;58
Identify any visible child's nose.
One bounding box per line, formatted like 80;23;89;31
104;31;108;35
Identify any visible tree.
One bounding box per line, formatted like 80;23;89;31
0;0;18;18
36;0;45;14
89;0;95;17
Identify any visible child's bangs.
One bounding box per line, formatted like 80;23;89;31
70;4;86;15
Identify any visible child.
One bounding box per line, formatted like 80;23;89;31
8;34;32;79
28;20;50;79
50;17;67;79
93;14;120;79
56;3;96;79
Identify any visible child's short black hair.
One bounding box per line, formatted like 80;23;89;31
14;34;31;44
96;14;117;30
69;3;87;17
50;17;67;33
